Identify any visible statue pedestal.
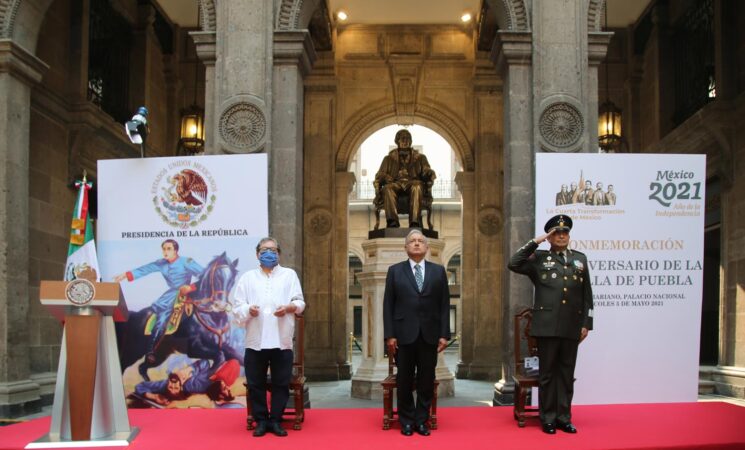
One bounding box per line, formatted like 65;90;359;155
351;234;454;399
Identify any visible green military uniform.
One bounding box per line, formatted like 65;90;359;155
508;215;593;430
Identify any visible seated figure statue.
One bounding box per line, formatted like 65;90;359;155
373;129;436;229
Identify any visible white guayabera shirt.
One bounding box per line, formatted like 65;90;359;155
232;264;305;350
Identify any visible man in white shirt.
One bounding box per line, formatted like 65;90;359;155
233;237;305;437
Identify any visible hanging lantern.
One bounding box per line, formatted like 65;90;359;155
178;104;204;155
598;99;622;152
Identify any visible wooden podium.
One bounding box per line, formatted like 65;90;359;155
27;280;138;448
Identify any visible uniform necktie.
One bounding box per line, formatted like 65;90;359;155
557;251;566;264
414;264;423;292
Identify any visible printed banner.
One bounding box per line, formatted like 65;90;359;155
536;153;706;404
98;154;268;409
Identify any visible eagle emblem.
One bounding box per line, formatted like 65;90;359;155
171;169;208;206
153;164;216;228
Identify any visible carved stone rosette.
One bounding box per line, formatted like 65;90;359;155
477;206;503;237
538;102;584;151
306;208;332;237
218;101;267;153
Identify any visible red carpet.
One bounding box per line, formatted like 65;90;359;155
2;403;745;450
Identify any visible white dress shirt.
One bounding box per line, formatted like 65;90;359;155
232;265;305;351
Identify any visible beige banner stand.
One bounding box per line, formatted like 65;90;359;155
27;280;138;448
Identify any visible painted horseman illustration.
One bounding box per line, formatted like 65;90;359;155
117;244;241;381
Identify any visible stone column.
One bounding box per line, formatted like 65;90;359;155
454;171;475;378
302;78;343;380
332;172;355;380
588;32;613;150
189;31;216;151
271;30;316;275
491;30;533;405
208;0;274;155
531;1;596;153
352;238;453;399
0;39;48;416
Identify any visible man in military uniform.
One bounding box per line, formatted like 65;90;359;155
507;215;593;435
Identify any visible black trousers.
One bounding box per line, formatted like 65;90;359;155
244;348;293;424
536;337;579;425
396;333;437;426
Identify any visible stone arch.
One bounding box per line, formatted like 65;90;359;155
335;102;474;173
199;0;217;32
486;0;530;32
587;0;605;32
0;0;54;50
348;245;364;263
442;243;462;269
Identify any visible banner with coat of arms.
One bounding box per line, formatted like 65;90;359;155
535;153;706;405
97;154;267;409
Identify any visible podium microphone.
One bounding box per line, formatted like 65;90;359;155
125;106;149;157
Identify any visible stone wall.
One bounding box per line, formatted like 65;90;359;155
25;0;197;383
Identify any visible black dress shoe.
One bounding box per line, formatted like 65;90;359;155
542;423;556;434
557;422;577;433
401;424;413;436
415;424;430;436
252;422;267;437
268;422;287;437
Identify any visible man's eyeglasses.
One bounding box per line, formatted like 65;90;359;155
259;248;278;254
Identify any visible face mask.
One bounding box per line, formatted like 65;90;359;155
258;250;279;268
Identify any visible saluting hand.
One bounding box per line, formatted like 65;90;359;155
533;228;556;244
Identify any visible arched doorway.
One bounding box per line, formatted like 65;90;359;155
347;124;464;377
301;21;502;383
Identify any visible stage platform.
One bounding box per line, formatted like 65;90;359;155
1;402;744;450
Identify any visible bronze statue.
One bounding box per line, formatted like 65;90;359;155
373;129;436;229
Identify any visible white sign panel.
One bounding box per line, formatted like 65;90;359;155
536;153;706;404
97;154;267;409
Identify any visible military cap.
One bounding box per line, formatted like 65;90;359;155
544;214;573;233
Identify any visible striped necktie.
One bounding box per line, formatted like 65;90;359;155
414;264;424;292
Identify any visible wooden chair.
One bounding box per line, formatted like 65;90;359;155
381;348;439;430
245;315;306;431
512;308;540;427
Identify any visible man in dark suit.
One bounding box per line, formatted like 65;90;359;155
383;229;451;437
508;215;593;435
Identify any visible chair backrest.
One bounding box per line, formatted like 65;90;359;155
514;308;538;375
293;315;304;378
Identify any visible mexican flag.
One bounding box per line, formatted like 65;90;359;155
63;176;101;282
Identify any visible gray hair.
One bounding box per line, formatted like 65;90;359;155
405;229;428;245
255;237;281;253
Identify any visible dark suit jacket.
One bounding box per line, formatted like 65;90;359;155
383;260;451;346
508;240;594;339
